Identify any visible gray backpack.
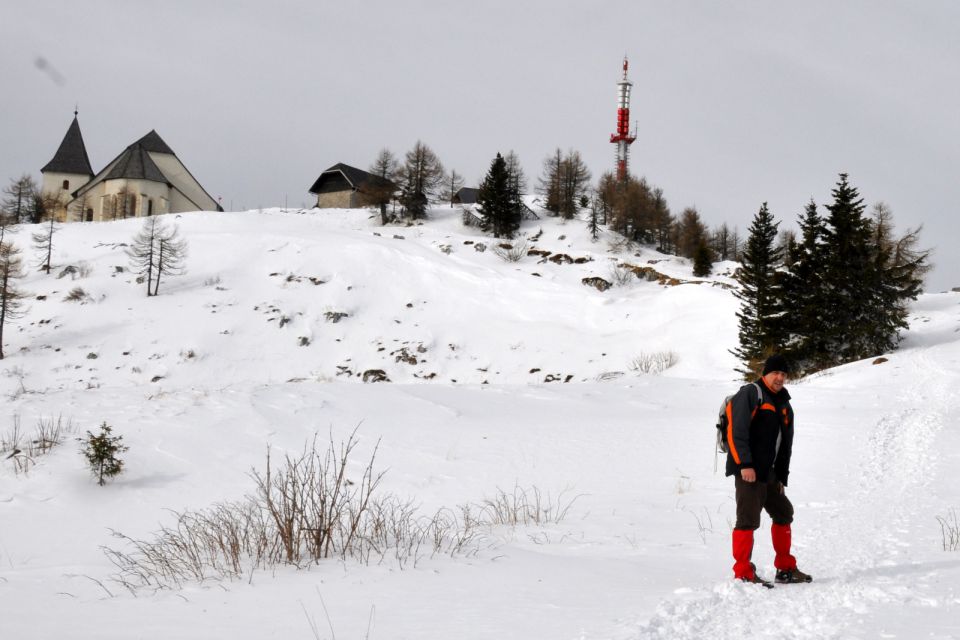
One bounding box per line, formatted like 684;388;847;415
715;382;762;455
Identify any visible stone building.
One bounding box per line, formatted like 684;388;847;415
308;163;396;209
41;114;222;222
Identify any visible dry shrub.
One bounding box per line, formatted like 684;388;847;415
64;287;92;303
104;430;578;591
2;414;75;475
493;240;529;262
939;509;959;551
629;350;679;374
609;264;636;286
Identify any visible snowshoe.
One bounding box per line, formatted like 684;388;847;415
740;573;775;589
740;564;774;589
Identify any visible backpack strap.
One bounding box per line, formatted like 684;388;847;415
745;382;762;420
751;382;763;406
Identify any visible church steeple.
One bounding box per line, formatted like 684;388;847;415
42;111;94;177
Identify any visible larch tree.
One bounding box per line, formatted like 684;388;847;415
711;223;736;261
442;169;465;207
863;202;931;356
32;215;60;274
2;175;37;224
0;241;27;360
153;224;188;296
599;173;659;243
503;151;528;198
398;141;445;220
126;216;188;297
651;188;674;253
537;149;591;219
558;150;591;220
674;206;709;259
537;148;563;215
0;202;19;246
366;148;400;225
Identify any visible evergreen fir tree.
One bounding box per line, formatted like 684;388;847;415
477;153;520;238
692;239;713;277
779;199;829;373
81;422;129;486
820;173;875;365
587;194;601;241
732;202;783;377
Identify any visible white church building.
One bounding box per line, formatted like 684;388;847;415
41;113;222;222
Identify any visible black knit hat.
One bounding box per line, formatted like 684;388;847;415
762;354;791;376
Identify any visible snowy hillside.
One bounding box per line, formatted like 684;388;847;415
2;208;958;639
0;207;740;393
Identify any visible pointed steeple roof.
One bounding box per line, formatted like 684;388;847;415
42;114;94;176
132;130;175;155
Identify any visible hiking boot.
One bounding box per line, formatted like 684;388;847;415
775;567;813;584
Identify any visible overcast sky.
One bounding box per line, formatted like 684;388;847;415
2;0;957;290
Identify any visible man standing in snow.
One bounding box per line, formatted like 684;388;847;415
725;353;813;586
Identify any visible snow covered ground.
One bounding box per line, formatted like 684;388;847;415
1;207;958;639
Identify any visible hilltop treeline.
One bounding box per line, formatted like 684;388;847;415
362;142;736;277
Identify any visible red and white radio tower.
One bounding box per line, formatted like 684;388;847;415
609;56;637;182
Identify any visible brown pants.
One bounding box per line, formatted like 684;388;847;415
734;473;794;530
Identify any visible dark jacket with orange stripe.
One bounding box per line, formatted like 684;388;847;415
724;378;794;485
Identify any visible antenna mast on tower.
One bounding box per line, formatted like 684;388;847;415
609;56;637;182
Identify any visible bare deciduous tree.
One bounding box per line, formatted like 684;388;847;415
126;216;188;296
0;202;18;246
69;192;92;223
442;169;465;207
366;148;400;224
674;206;709;259
32;214;60;274
2;175;36;224
537;148;591;219
0;241;27;360
711;223;735;261
398;141;445;219
503;151;527;197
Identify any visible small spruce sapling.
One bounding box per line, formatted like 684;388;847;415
81;422;128;486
